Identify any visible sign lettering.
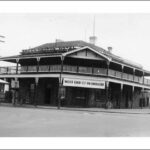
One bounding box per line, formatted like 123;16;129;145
63;78;105;89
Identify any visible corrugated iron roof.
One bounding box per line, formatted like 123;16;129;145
22;40;142;69
0;40;143;69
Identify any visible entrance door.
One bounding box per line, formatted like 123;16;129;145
45;87;51;104
125;92;129;108
74;88;88;107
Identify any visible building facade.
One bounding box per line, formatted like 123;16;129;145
0;40;150;108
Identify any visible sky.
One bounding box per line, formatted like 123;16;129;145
0;13;150;70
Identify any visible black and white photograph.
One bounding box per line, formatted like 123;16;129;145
1;2;150;147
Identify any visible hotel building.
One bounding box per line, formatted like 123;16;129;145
0;40;150;108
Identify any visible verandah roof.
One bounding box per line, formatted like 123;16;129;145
0;79;8;84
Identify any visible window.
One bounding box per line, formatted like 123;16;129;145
95;89;105;102
75;88;86;99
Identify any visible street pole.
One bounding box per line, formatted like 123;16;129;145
0;35;5;43
0;35;5;38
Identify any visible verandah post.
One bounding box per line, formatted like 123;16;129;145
34;77;39;106
106;60;110;76
120;84;123;109
16;59;19;74
36;57;40;72
133;68;135;83
105;81;109;109
58;55;64;109
143;71;145;84
120;65;124;109
131;86;134;109
105;60;110;109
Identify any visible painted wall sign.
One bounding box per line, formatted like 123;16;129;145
63;78;105;89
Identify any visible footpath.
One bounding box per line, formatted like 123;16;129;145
0;102;150;114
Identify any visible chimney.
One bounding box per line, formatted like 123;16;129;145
108;47;112;53
89;36;97;45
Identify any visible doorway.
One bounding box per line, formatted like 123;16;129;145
45;86;51;104
73;88;88;107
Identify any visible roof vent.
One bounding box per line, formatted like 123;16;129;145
56;39;63;43
108;47;112;53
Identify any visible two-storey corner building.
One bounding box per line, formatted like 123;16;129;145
0;40;150;108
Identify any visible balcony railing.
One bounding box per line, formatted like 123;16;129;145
93;68;107;75
0;65;150;86
63;65;77;73
78;66;93;74
144;78;150;85
39;65;49;72
28;66;37;72
0;66;21;74
49;65;61;72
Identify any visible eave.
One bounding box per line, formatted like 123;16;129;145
0;54;62;63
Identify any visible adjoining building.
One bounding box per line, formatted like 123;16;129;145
0;40;150;108
0;79;9;102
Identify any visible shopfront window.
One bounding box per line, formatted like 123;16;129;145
75;88;86;100
95;89;105;102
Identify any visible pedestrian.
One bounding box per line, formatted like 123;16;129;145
106;101;113;109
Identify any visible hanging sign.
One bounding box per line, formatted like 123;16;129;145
11;80;19;89
30;84;35;90
63;78;105;89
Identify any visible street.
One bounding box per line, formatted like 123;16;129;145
0;106;150;136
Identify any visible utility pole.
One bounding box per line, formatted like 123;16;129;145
89;15;97;45
0;35;5;43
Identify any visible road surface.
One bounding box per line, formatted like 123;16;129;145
0;106;150;136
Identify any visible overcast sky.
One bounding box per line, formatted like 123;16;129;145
0;13;150;71
1;2;150;149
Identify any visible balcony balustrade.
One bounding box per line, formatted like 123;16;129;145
78;66;93;74
63;65;77;73
93;68;107;75
28;66;37;72
134;76;139;83
49;65;61;72
123;73;128;80
128;74;134;81
0;66;21;74
0;65;150;86
108;69;116;77
8;66;19;74
0;67;8;74
39;65;49;72
139;77;143;84
144;78;150;85
21;66;28;72
116;71;122;79
108;69;122;79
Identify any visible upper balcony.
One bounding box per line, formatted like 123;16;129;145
0;65;150;86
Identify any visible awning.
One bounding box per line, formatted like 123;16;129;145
0;79;8;84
